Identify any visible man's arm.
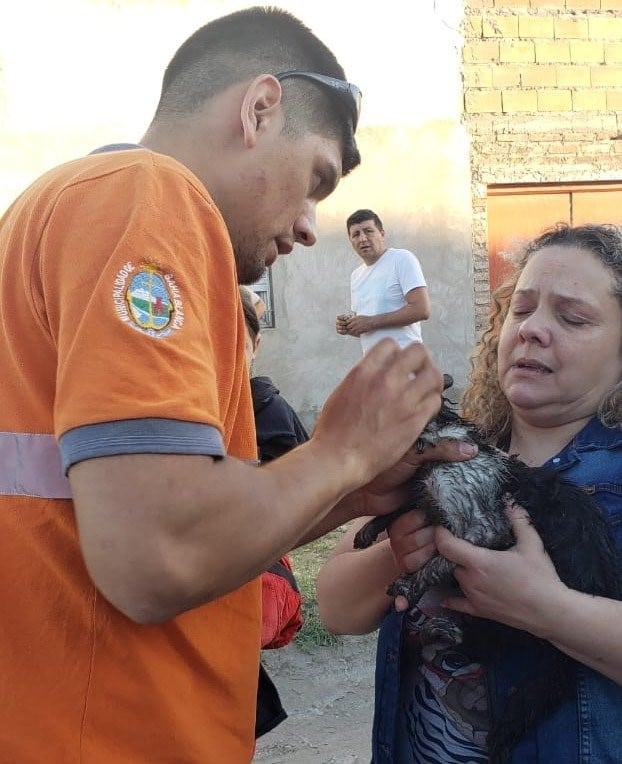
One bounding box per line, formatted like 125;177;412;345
70;340;443;625
341;286;430;337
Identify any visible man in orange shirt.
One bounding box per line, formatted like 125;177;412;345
0;6;468;762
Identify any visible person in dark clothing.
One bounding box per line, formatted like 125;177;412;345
251;376;310;461
239;286;307;739
240;287;310;460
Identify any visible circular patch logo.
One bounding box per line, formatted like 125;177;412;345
112;262;184;338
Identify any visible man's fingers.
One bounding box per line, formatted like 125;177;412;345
402;439;477;468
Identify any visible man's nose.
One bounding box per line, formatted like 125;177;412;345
293;201;317;247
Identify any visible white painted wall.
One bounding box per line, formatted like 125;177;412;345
1;0;474;427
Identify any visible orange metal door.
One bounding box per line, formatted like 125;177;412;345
487;191;569;292
487;183;622;293
572;189;622;226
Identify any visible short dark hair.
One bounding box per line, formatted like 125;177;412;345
240;287;260;344
154;6;360;175
346;209;384;233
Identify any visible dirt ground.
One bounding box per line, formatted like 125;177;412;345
254;635;377;764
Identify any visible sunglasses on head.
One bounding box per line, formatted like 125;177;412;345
275;70;362;131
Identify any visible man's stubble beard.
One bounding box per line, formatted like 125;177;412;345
233;240;267;285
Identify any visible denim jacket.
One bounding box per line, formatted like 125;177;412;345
373;417;622;763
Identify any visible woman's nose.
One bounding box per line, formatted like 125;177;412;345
517;311;552;345
293;201;317;247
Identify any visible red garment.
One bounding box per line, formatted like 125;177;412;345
261;554;303;649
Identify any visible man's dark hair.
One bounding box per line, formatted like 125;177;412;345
346;209;384;233
153;6;359;174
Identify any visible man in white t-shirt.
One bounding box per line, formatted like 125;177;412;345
336;209;430;354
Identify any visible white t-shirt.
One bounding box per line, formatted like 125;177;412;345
350;247;427;354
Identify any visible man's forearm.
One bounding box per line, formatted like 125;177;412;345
366;303;428;330
295;488;365;546
71;444;360;624
71;341;444;624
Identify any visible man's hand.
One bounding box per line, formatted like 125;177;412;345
336;312;354;335
311;339;444;490
342;313;374;337
301;432;477;547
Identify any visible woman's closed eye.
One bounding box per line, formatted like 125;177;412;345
561;313;589;326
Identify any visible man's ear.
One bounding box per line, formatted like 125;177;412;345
240;75;283;149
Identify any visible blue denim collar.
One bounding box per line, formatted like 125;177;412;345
544;416;622;471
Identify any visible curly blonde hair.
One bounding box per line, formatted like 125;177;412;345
461;223;622;440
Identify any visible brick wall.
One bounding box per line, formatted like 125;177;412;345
463;0;622;330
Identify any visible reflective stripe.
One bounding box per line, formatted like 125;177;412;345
59;418;226;474
0;432;72;499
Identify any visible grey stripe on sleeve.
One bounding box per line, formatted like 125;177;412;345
59;418;225;474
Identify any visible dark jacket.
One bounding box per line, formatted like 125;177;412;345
252;375;309;739
250;376;309;462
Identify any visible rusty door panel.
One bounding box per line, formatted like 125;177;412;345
572;190;622;226
487;192;569;292
487;183;622;294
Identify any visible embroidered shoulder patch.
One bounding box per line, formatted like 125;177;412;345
112;262;184;338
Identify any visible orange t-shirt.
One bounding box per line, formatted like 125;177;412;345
0;149;260;762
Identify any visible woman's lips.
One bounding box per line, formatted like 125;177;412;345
511;359;553;376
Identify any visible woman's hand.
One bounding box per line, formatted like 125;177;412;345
316;438;478;634
434;497;622;683
435;497;565;636
388;509;437;612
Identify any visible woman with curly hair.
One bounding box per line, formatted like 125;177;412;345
317;223;622;763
